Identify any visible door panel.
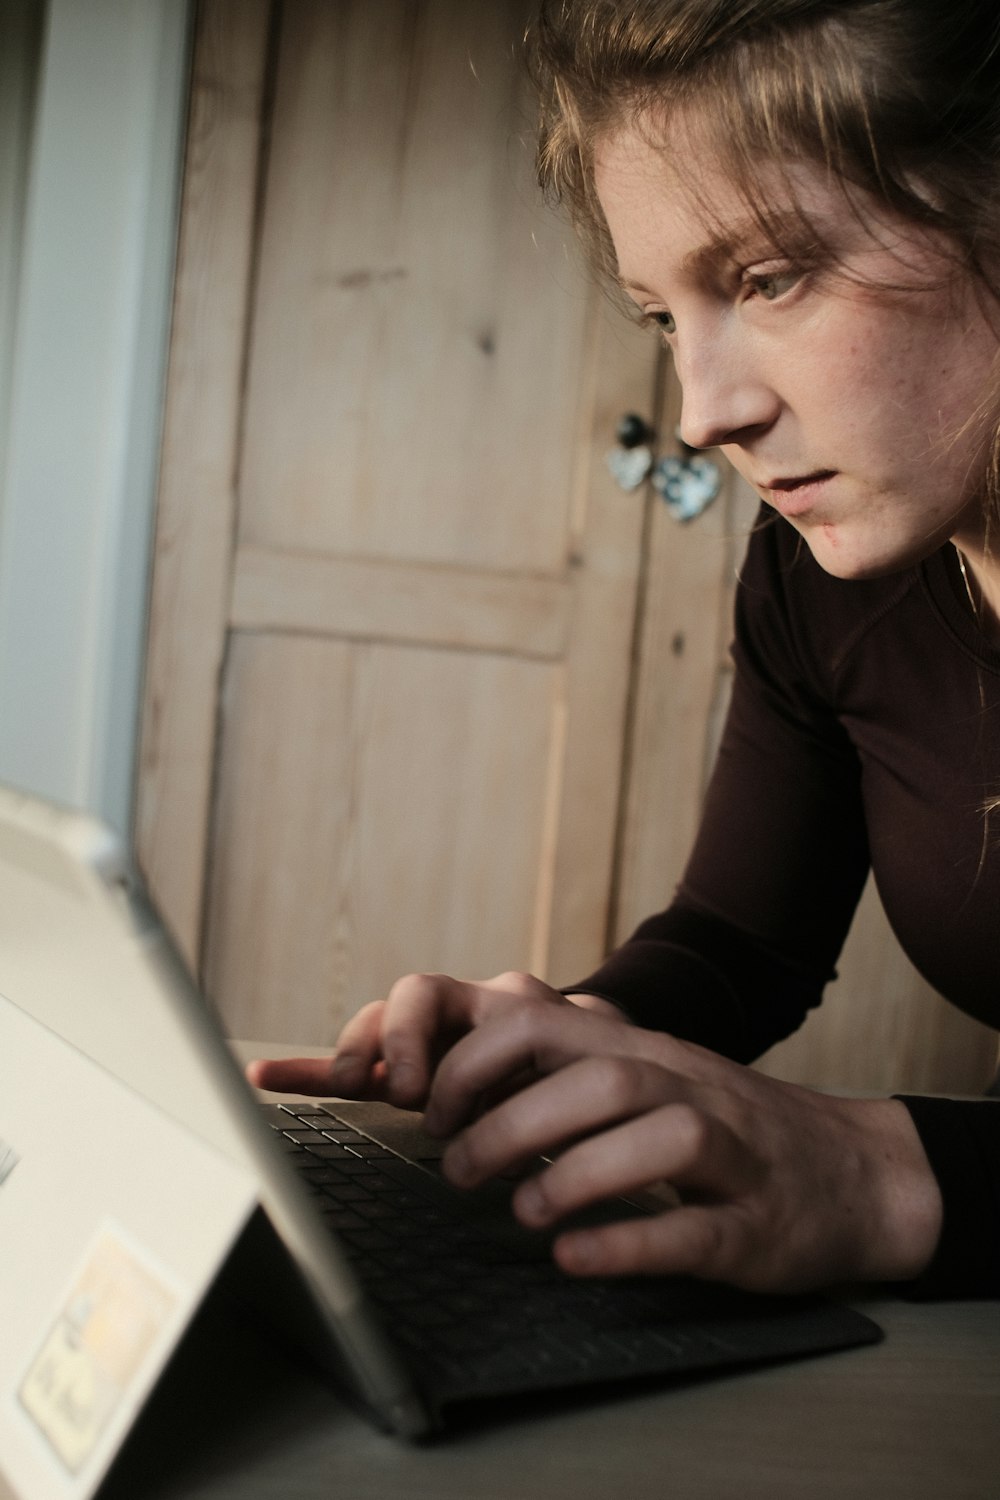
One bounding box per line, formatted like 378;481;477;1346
239;0;588;574
205;634;559;1040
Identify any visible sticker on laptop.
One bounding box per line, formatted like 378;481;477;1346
18;1224;177;1475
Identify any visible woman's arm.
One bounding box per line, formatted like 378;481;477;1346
564;518;871;1059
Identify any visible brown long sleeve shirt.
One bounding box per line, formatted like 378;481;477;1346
569;510;1000;1296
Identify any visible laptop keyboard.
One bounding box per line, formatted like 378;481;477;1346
261;1100;765;1399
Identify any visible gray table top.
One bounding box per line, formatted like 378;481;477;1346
94;1043;999;1500
98;1291;999;1500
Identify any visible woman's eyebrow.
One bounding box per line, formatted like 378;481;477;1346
617;212;808;298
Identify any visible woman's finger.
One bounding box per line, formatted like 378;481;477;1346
425;1000;641;1136
250;970;574;1109
376;972;490;1105
553;1202;749;1284
244;1050;390;1098
323;999;393;1095
511;1098;759;1228
247;999;391;1099
245;1055;341;1095
440;1052;685;1185
375;970;559;1107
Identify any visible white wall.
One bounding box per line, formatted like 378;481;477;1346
0;0;191;836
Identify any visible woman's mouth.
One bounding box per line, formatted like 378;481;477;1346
763;471;837;517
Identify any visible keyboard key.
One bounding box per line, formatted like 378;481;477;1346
312;1154;381;1174
318;1208;367;1231
304;1141;369;1160
340;1227;396;1254
350;1199;398;1221
319;1183;370;1204
270;1133;308;1152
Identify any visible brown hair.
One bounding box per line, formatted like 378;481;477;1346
528;1;1000;287
527;0;1000;813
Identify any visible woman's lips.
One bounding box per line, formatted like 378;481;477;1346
763;470;837;517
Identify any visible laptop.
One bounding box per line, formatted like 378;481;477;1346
0;783;881;1500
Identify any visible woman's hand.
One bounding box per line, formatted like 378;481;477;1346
245;969;618;1107
247;971;943;1292
418;1001;944;1294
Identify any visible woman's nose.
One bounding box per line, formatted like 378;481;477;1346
674;334;779;451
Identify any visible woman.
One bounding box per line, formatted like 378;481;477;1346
250;0;1000;1298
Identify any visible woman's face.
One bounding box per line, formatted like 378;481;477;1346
594;116;1000;580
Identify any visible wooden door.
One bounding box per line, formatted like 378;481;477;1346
138;0;658;1044
139;0;997;1093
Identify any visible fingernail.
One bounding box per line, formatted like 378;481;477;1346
515;1178;549;1227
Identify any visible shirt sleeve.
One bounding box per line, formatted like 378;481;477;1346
565;516;871;1059
563;518;1000;1299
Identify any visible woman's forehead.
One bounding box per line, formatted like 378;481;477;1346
594;115;954;288
594;118;824;262
595;109;820;222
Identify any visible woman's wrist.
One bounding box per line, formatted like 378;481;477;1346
840;1097;944;1283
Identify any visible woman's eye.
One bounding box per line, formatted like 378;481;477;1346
651;310;676;335
749;268;801;301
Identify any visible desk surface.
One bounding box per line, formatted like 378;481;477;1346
98;1294;1000;1500
97;1044;1000;1500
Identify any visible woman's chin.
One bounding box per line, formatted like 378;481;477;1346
798;522;939;582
